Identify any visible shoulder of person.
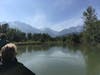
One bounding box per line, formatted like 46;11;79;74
17;62;36;75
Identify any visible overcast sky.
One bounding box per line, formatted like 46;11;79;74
0;0;100;31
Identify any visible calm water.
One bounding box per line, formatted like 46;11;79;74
17;45;100;75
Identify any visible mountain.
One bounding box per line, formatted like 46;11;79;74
9;21;41;33
8;21;83;37
41;28;59;37
58;26;83;36
8;21;59;37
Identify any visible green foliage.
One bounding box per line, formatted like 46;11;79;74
0;24;54;42
82;6;100;45
0;23;26;42
89;21;100;43
65;33;82;45
32;33;52;42
27;33;32;40
6;29;26;42
0;23;9;33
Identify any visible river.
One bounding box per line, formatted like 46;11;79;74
17;45;100;75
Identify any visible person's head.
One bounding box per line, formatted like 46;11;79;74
1;43;17;63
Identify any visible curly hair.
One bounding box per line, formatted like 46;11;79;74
1;43;17;62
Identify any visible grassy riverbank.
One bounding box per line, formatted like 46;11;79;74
13;41;66;46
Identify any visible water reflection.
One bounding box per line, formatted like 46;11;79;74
17;46;86;75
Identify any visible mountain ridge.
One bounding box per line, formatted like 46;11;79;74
7;21;83;37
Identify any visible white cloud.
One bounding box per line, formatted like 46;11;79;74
24;13;50;29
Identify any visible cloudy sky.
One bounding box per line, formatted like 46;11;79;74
0;0;100;31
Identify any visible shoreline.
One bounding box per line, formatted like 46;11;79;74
13;41;66;46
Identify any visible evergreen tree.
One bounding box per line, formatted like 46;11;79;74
82;6;98;44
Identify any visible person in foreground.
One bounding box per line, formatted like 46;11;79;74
0;43;35;75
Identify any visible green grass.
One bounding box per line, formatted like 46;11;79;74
13;40;65;46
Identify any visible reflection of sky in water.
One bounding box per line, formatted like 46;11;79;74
17;47;86;75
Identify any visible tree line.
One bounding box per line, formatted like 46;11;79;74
0;6;100;45
0;24;54;42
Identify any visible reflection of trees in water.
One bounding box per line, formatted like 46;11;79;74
87;48;100;75
17;44;69;54
17;44;64;55
65;45;100;75
86;50;100;75
79;45;100;75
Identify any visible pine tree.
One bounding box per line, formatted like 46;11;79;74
83;6;98;44
83;6;98;31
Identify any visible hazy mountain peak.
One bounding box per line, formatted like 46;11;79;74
9;21;41;33
7;21;83;37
